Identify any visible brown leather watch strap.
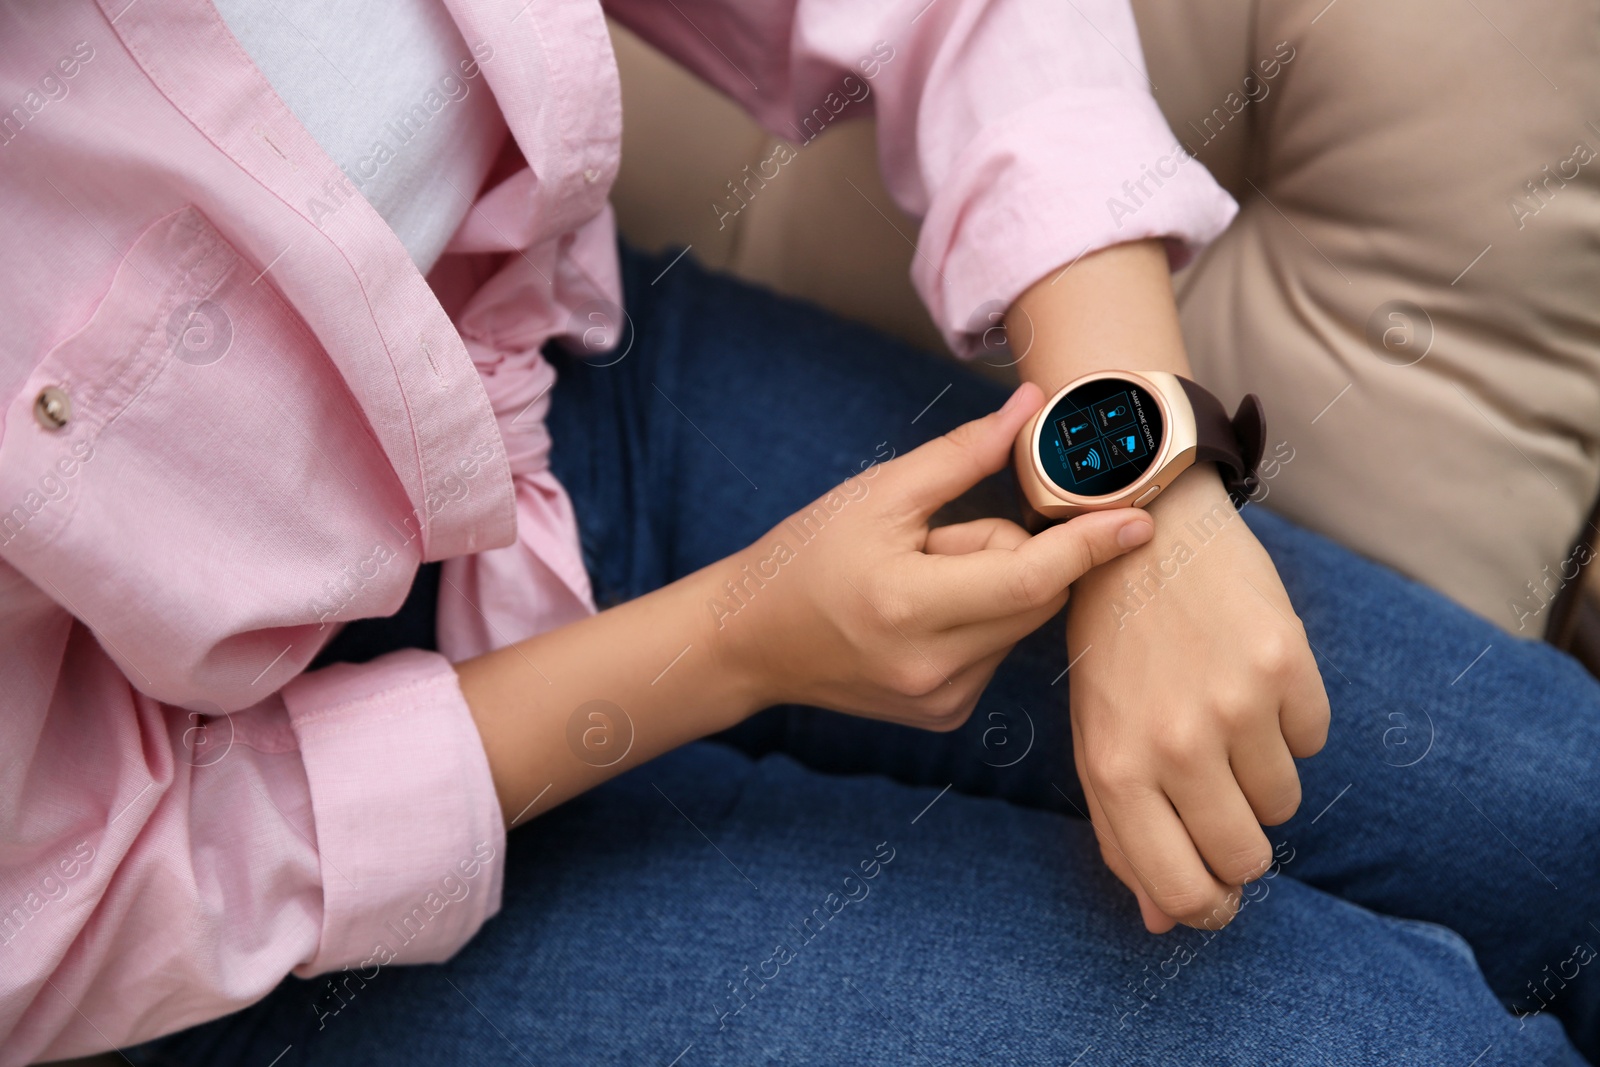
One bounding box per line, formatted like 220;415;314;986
1176;376;1266;500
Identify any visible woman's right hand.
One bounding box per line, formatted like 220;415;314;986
718;382;1153;731
463;382;1150;829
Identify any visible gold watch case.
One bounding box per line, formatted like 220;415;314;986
1012;370;1199;520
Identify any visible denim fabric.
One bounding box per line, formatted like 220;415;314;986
129;246;1599;1066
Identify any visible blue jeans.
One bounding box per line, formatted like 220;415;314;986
131;246;1600;1066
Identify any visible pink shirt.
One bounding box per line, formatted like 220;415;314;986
0;0;1233;1059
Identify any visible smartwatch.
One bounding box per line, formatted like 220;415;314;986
1013;370;1266;525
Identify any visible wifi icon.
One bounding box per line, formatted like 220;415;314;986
1084;448;1102;471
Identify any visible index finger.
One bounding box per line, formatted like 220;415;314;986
874;383;1043;524
1098;782;1240;930
1071;715;1178;933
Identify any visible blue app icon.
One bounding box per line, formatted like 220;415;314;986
1105;427;1148;466
1055;411;1099;449
1094;392;1135;432
1065;442;1105;484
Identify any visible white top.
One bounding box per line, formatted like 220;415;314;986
213;0;505;272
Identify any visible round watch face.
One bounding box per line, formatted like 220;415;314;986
1038;377;1166;497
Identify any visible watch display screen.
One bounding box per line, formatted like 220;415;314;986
1039;377;1165;497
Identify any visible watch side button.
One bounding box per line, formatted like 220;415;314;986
1132;485;1162;508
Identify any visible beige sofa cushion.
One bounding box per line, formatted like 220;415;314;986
1151;0;1600;636
608;3;1600;634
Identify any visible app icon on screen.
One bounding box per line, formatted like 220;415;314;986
1055;412;1099;449
1094;392;1135;432
1066;442;1106;484
1105;429;1147;466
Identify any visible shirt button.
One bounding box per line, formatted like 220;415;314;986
33;386;71;430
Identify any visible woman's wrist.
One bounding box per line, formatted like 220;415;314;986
1006;239;1193;393
680;548;779;726
696;538;805;715
1005;238;1221;538
1069;462;1230;589
1146;458;1232;517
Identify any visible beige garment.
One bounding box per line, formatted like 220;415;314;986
609;3;1600;636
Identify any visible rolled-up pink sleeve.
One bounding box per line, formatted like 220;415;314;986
0;613;505;1065
281;650;507;977
605;0;1238;354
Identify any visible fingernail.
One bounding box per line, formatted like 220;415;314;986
1117;517;1153;549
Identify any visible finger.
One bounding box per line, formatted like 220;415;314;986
924;517;1029;556
1230;724;1303;826
1099;846;1174;933
877;382;1043;522
870;646;1008;732
911;508;1153;629
1089;792;1173;931
1165;766;1275;888
1279;649;1331;758
1130;866;1177;931
1070;716;1177;933
941;600;1067;663
1092;772;1238;929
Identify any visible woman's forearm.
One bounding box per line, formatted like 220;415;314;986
1007;238;1193;391
455;551;764;829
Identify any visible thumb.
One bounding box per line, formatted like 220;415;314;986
1013;508;1156;596
915;508;1152;628
881;382;1043;521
